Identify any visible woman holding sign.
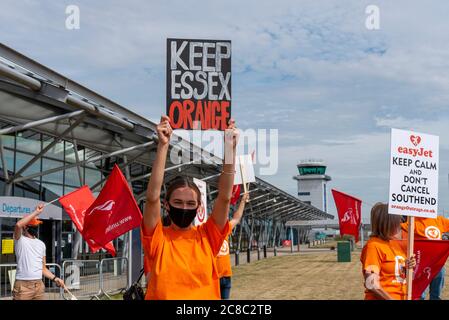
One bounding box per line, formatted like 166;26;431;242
360;203;416;300
141;115;238;300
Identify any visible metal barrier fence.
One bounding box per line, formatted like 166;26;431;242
62;260;101;300
99;257;128;299
0;263;62;300
1;258;130;300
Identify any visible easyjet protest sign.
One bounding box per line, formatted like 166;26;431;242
388;128;439;218
167;38;231;130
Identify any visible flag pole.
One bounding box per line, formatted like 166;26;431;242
406;216;415;300
43;198;59;207
360;223;364;248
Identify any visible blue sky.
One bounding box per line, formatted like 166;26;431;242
2;0;449;220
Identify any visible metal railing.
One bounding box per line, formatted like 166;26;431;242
99;257;128;299
62;260;101;300
0;263;63;300
2;258;132;300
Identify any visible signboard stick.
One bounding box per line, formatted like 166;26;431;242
406;216;415;300
239;155;249;202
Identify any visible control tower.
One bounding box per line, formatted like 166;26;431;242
293;159;332;213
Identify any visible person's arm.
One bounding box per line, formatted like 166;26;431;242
210;119;239;231
363;272;394;300
230;193;249;228
142;116;172;235
42;256;64;287
14;204;44;240
364;254;415;300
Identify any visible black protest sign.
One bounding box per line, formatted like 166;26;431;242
167;38;231;130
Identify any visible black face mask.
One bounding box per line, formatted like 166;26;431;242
26;226;38;237
168;204;198;228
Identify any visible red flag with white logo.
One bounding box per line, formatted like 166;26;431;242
230;184;241;206
83;164;142;246
58;185;116;256
331;189;362;242
412;240;449;300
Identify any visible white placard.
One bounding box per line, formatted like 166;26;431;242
234;154;256;185
193;178;208;226
388;128;439;218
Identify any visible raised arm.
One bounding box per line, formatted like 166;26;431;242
210;119;239;231
142;116;172;235
14;204;44;240
230;193;249;228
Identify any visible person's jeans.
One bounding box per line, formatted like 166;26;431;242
421;267;445;300
220;277;232;300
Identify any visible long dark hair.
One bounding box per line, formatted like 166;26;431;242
165;176;201;204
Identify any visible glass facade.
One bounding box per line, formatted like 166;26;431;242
0;120;149;264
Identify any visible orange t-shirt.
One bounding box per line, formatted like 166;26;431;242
216;227;233;278
360;237;408;300
401;216;449;240
141;218;230;300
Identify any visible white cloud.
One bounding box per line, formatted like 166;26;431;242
2;0;449;219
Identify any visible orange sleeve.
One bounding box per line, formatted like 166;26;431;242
202;218;231;256
400;222;408;233
438;216;449;233
361;242;382;274
140;221;163;259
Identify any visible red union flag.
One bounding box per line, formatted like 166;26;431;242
230;184;241;206
58;185;116;256
412;240;449;300
331;189;362;242
83;164;142;246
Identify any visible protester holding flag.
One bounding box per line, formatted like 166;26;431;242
141;115;239;300
401;215;449;300
217;192;249;299
13;204;64;300
360;203;416;300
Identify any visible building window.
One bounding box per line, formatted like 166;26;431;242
298;192;310;196
304;201;311;205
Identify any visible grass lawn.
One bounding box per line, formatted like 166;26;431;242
231;250;449;300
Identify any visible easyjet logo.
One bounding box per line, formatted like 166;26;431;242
397;136;433;158
218;239;229;257
425;226;441;240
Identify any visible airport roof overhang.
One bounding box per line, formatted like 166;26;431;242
0;42;333;222
286;220;370;229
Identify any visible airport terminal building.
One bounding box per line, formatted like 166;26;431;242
0;43;332;281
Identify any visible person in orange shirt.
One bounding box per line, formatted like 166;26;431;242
401;215;449;300
216;192;249;299
141;115;239;300
360;203;416;300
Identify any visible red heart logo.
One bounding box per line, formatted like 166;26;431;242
410;135;421;146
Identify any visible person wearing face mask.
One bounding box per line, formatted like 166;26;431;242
13;204;64;300
141;115;239;300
